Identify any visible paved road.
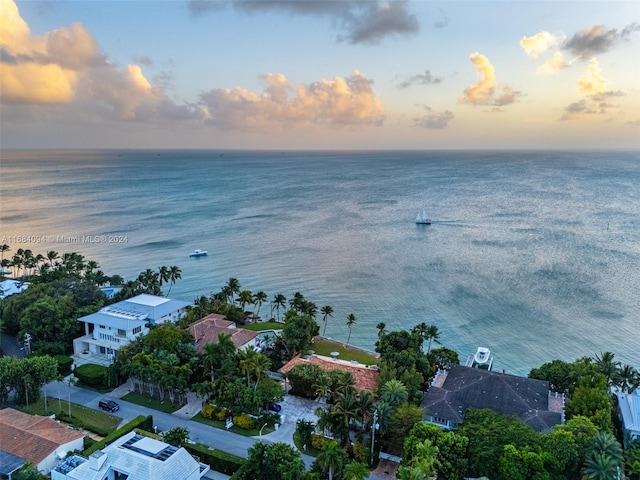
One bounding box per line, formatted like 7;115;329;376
42;380;388;479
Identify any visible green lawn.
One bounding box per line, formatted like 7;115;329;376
240;322;283;332
121;392;182;413
310;337;379;366
192;412;274;437
18;396;121;436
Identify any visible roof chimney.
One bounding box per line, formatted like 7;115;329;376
89;450;107;471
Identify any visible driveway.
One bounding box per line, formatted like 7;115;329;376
41;381;387;479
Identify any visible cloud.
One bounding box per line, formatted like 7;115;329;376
561;58;626;120
577;58;608;95
563;23;640;58
458;53;522;107
198;70;386;129
520;31;564;59
536;51;569;75
397;70;443;89
188;0;419;45
413;105;454;129
0;0;202;121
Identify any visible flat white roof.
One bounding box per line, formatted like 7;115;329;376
132;437;166;455
129;294;170;307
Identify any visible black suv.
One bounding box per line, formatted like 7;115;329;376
98;399;120;412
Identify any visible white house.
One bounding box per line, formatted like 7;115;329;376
0;279;30;300
73;294;190;362
617;389;640;447
51;431;209;480
0;408;84;475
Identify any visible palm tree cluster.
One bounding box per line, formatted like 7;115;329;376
196;332;282;415
117;265;182;298
593;351;640;393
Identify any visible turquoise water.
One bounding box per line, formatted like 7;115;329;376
1;150;639;375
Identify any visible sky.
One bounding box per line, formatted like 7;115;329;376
1;0;639;150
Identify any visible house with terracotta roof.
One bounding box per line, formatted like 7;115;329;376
279;354;380;393
420;364;565;433
0;408;84;475
51;431;209;480
617;389;640;447
189;313;259;354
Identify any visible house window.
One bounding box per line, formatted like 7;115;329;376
117;329;126;337
132;326;142;335
99;325;105;329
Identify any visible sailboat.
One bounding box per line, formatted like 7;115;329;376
415;205;431;224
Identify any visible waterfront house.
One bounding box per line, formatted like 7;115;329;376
617;389;640;447
189;313;259;353
279;354;380;393
421;364;565;432
0;408;84;475
73;294;189;363
0;279;30;300
52;431;209;480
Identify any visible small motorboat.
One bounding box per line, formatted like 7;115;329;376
189;249;207;257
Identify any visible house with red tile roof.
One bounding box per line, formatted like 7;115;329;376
0;408;84;475
279;354;380;393
189;313;259;354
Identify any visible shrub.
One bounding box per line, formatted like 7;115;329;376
54;355;73;375
352;441;370;465
201;404;215;419
311;433;329;450
74;363;107;387
233;414;255;430
216;409;227;421
183;443;244;475
83;415;152;456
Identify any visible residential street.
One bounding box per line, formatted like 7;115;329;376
42;379;389;479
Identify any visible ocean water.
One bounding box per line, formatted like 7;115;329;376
1;149;639;375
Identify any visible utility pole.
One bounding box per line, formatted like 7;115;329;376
23;333;32;355
370;409;379;465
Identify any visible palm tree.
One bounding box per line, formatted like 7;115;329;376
380;379;408;408
46;250;59;268
0;244;10;265
594;351;620;387
376;322;386;338
582;452;618;480
343;461;370;480
225;277;241;304
356;390;375;428
303;301;318;319
253;291;267;317
373;401;393;435
313;374;332;403
316;441;344;480
346;313;356;346
238;290;253;312
590;431;623;465
321;305;334;336
203;333;236;382
289;291;305;312
334;391;359;440
158;266;170;287
166;266;182;295
272;293;286;321
424;325;441;353
617;364;639;393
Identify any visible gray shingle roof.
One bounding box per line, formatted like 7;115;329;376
421;365;562;432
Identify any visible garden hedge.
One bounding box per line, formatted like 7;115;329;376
83;415;153;456
183;443;245;475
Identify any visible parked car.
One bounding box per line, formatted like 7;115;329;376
268;403;282;412
99;399;120;412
